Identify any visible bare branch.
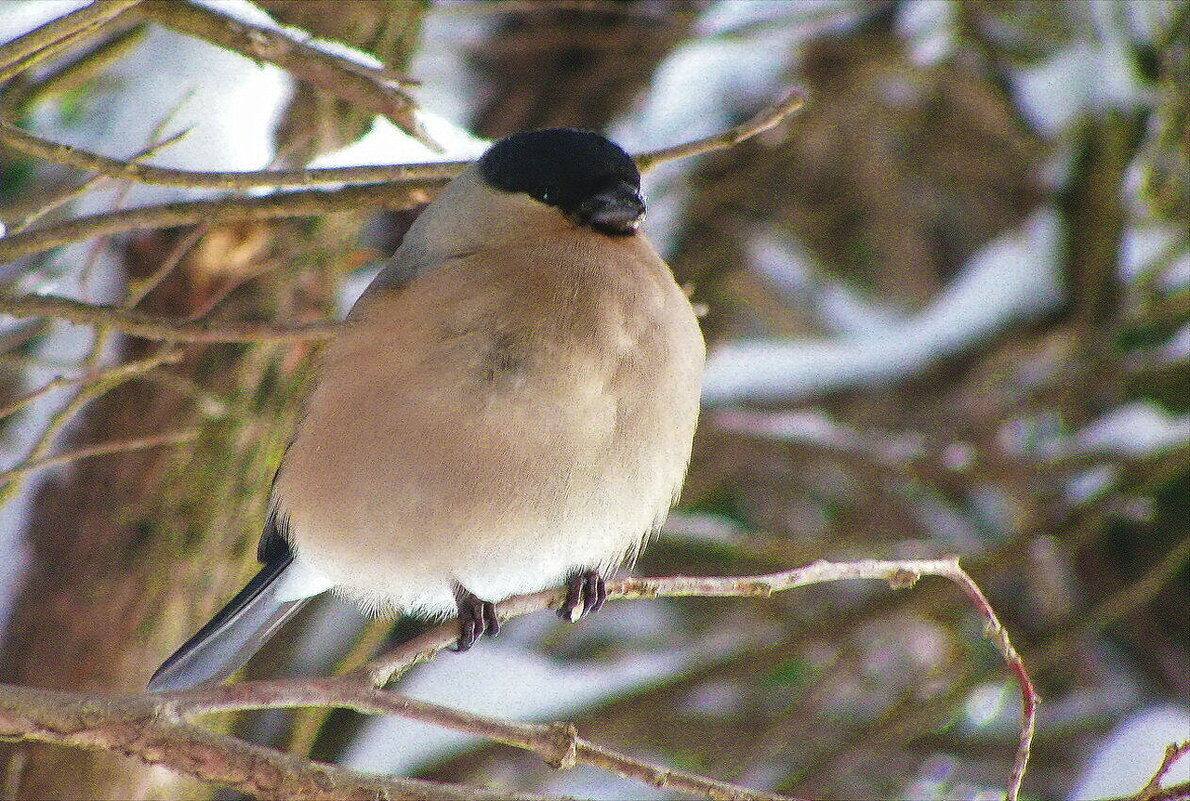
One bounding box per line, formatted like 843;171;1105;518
0;378;65;423
137;0;431;146
0;89;802;261
169;681;803;801
0;294;340;343
0;20;148;120
5;126;192;235
6;347;182;478
351;558;1037;801
0;87;804;188
1138;782;1190;801
0;428;199;485
0;683;558;801
0;181;435;262
0;122;466;189
1132;741;1190;801
0;0;145;83
0;560;1032;800
635;89;806;173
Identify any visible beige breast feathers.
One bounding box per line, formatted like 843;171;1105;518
272;227;704;616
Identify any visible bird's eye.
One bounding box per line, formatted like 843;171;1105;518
531;186;551;202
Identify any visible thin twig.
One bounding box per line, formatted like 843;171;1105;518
0;429;199;484
6;127;192;235
0;21;147;120
0;123;466;190
942;565;1038;801
347;558;1036;801
0;350;183;425
0;294;340;343
0;0;145;83
1136;782;1190;801
1133;741;1190;801
0;347;183;502
635;89;806;173
126;224;211;309
0;89;802;261
0;181;436;262
0;378;67;423
138;0;430;146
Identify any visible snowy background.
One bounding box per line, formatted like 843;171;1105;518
0;1;1186;799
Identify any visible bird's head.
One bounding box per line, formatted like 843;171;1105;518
477;129;644;237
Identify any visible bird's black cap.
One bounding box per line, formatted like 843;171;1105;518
478;129;644;236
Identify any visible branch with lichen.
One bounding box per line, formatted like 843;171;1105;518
0;683;545;801
0;559;1035;801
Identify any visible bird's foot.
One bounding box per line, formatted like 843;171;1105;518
452;586;499;652
559;569;606;622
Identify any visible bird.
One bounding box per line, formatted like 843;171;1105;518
147;128;705;692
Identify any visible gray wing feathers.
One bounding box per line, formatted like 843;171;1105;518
147;557;311;692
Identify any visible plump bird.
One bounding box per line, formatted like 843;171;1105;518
148;129;705;692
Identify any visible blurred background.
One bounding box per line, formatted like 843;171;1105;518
0;1;1186;799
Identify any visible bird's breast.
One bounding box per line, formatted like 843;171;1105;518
272;233;704;612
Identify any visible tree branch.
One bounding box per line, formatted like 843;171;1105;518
1132;740;1190;801
0;89;804;189
0;181;436;262
0;559;1032;801
0;345;184;507
0;89;803;262
5;126;192;235
0;0;145;83
0;122;466;189
0;428;199;485
0;294;340;344
137;0;430;146
635;89;806;173
347;558;1036;801
167;680;802;801
0;684;557;801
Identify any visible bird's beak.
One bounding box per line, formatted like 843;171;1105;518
575;181;645;236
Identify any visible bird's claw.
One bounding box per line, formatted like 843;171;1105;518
453;587;499;651
560;570;606;622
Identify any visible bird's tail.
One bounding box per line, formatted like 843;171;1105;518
147;554;327;692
